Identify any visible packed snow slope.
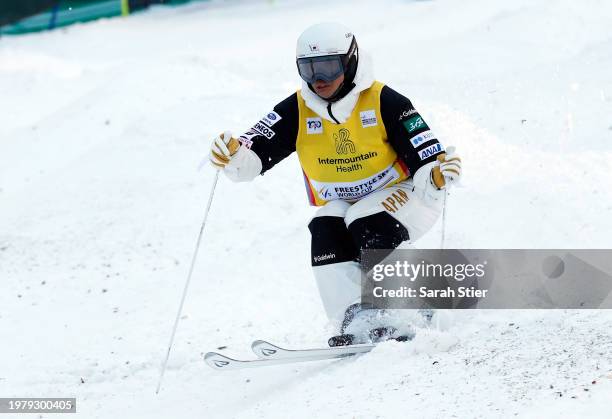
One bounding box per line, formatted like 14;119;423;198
1;0;612;418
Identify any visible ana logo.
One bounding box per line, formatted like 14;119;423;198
306;117;323;134
360;110;378;128
409;130;435;147
334;128;356;154
418;143;444;160
403;115;428;134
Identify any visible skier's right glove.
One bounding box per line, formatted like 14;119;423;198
206;131;263;182
209;131;241;169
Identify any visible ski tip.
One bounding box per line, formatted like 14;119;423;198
204;352;233;369
204;351;220;360
251;339;269;349
251;340;280;358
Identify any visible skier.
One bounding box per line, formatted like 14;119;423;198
208;22;462;345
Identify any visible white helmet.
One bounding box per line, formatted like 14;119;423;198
296;22;355;59
295;22;359;86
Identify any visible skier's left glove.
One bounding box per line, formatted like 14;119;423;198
431;146;462;189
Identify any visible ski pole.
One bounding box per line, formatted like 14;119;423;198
440;190;448;249
434;150;451;250
155;169;220;394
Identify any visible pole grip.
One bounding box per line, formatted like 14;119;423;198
431;152;447;189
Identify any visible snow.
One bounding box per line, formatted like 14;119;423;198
1;0;611;417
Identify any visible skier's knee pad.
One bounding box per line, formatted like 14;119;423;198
347;211;410;250
346;211;409;269
308;200;357;267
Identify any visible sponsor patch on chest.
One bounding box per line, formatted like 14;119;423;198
306;117;323;134
360;110;378;128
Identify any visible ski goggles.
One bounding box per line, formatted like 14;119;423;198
296;55;345;84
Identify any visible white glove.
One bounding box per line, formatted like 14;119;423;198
205;130;263;182
209;131;240;169
431;146;462;189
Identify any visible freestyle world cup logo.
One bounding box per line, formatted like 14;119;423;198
334;128;356;155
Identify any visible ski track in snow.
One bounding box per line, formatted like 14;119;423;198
1;0;611;418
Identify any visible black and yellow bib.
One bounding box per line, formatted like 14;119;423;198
296;81;409;206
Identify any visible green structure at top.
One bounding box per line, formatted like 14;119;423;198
0;0;200;35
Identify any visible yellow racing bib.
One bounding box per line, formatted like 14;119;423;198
296;81;409;206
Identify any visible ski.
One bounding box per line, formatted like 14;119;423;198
251;339;375;360
205;342;374;370
204;350;352;370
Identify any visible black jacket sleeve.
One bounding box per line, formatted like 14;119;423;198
237;93;299;174
380;85;444;176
